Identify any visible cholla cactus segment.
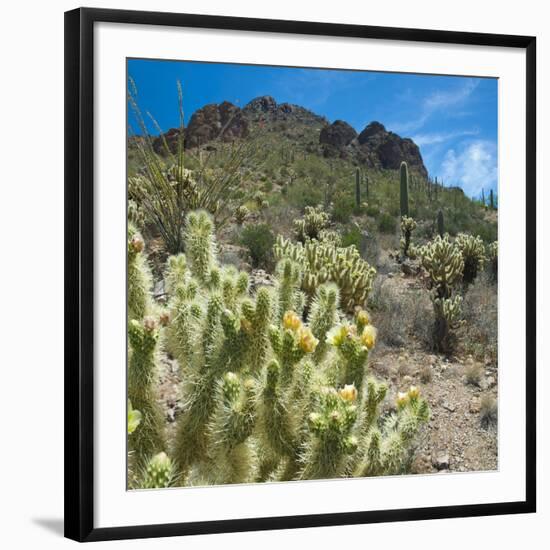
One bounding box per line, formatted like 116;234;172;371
164;253;188;296
293;205;330;242
234;205;249;225
420;235;464;298
455;233;486;286
487;240;498;283
309;284;340;361
184;210;218;284
274;233;376;313
300;387;359;479
400;215;417;258
127;400;142;435
432;294;463;353
128;318;165;468
275;259;304;321
128;224;153;322
141;452;177;489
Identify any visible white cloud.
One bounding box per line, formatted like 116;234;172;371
390;79;480;134
440;140;497;197
412;128;479;146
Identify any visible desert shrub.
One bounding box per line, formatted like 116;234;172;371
341;225;362;249
286;179;324;209
479;395;498;428
332;195;355;223
378;212;396;234
464;361;483;386
460;275;498;363
366;205;380;218
419;364;433;384
240;224;276;269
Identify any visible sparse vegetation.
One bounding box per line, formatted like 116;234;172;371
126;81;498;488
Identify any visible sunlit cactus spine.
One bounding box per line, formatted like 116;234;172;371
400;215;417;258
400;161;409;217
184;210;218;285
128;224;152;321
300;386;359;479
205;373;257;484
455;233;486;286
140;452;177;489
357;386;430;476
128;317;165;468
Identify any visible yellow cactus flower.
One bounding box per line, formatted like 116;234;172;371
283;310;302;332
326;324;353;347
397;391;409;408
298;326;319;354
408;386;420;399
339;384;358;402
356;309;370;326
360;325;377;350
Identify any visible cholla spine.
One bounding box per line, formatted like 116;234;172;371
140;452;177;489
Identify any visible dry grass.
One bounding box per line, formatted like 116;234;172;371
460;275;498;364
464;362;483;386
479;394;498;428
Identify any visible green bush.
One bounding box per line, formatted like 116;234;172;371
341;226;362;249
378;213;396;234
240;224;276;269
332;195;355;223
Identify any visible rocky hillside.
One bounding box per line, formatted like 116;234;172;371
149;95;428;178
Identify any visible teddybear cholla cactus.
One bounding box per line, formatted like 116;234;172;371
420;235;464;353
129;209;429;487
487;241;498;283
128;224;152;322
400;215;417;258
293;205;330;242
274;231;376;313
455;233;486;286
234;204;249;225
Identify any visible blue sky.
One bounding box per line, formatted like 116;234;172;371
128;59;498;199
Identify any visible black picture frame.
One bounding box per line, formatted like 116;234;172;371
65;7;537;542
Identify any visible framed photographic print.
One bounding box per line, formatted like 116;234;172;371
64;7;536;542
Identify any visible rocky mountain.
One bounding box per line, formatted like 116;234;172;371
148;95;428;178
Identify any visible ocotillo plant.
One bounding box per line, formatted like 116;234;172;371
400;161;409;217
136;209;429;487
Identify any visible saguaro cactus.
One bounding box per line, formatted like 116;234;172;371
489;189;495;209
437;209;444;237
400;161;409;217
355;168;361;207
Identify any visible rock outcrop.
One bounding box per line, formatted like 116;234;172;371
320;120;358;157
